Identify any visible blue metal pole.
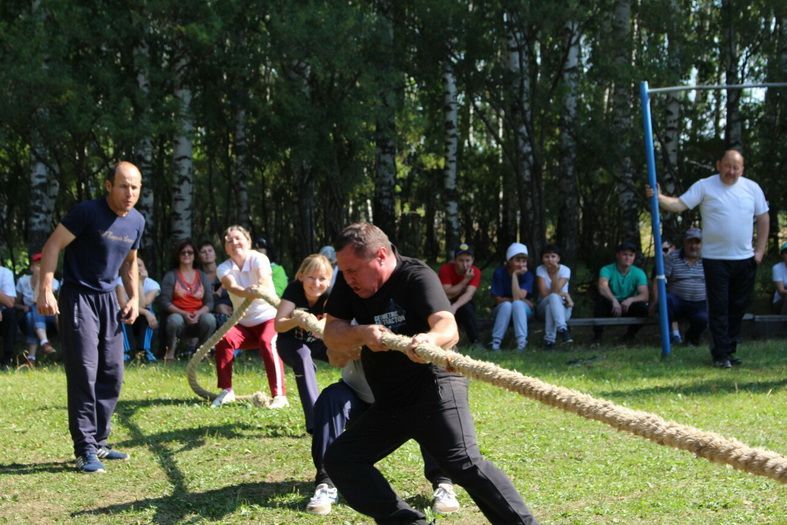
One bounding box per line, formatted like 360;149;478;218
639;81;671;358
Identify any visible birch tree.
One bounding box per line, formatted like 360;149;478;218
557;19;580;264
443;52;460;257
134;39;155;261
171;58;194;241
610;0;640;247
722;0;743;149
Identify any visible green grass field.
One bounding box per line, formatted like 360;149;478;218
1;340;785;524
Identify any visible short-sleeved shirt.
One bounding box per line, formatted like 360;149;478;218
0;266;17;302
279;280;329;343
326;251;452;408
217;250;277;326
664;251;706;302
60;198;145;292
490;266;534;299
341;359;375;404
599;263;647;301
773;262;787;304
17;274;60;307
438;262;481;302
142;277;160;311
679;175;768;260
535;264;571;296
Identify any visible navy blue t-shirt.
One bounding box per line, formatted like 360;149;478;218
280;280;329;344
60;198;145;292
326;251;454;408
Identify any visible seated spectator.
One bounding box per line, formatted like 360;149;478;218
535;244;574;348
198;240;233;324
0;262;17;370
117;258;160;362
274;254;333;432
490;242;534;351
254;236;288;296
772;241;787;314
318;245;338;287
159;239;216;362
212;225;288;409
653;238;680;339
662;240;676;256
306;345;460;516
14;252;58;365
594;241;649;344
651;228;707;345
438;242;480;345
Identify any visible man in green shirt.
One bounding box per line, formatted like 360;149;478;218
593;241;649;344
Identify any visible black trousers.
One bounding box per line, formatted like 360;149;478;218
0;306;17;366
59;285;125;457
702;257;757;361
324;375;538;525
592;297;649;340
454;302;479;344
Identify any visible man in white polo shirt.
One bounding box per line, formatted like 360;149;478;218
648;149;769;368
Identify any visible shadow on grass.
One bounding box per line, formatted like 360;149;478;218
0;461;73;475
71;479;313;524
598;376;787;399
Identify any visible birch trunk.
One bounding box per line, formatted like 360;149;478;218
443;56;459;257
171;65;194;241
135;41;155;260
505;11;544;257
27;146;59;252
373;2;398;238
234;107;250;230
660;1;682;243
557;20;580;264
722;0;742;149
611;0;640;247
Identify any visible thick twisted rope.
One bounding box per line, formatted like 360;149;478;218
188;288;787;484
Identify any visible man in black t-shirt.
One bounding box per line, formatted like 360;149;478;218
323;223;538;525
38;162;145;474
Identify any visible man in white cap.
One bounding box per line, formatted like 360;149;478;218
489;242;534;351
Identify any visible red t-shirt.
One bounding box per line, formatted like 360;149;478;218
438;262;481;289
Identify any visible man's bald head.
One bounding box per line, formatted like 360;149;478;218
108;161;142;184
717;149;744;186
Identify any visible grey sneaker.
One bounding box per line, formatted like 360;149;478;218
558;328;573;344
306;483;338;515
76;452;105;474
211;388;236;408
432;482;460;514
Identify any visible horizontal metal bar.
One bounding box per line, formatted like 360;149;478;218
646;82;787;95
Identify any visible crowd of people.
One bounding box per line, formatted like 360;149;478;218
0;149;784;523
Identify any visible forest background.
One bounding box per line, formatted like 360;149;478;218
1;0;785;279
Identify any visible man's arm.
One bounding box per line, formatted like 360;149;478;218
597;277;622;316
119;250;140;324
450;285;477;313
646;184;689;213
754;212;769;264
620;284;649;312
37;224;76;315
405;310;460;363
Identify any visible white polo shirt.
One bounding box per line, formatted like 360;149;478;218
217;250;278;327
679;175;768;260
0;266;15;302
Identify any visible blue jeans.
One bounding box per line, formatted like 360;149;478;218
22;306;57;344
491;300;533;350
666;293;707;345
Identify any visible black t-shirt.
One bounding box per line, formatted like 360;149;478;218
60;198;145;292
280;280;329;343
326;251;452;408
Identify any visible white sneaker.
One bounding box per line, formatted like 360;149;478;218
432;482;460;514
306;483;338;515
268;395;289;409
211;388;235;408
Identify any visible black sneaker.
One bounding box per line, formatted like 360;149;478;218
76;452;106;473
558;329;573;344
729;357;742;366
96;446;130;461
713;359;732;369
544;340;556;350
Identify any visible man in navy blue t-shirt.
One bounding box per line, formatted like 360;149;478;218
37;161;145;474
